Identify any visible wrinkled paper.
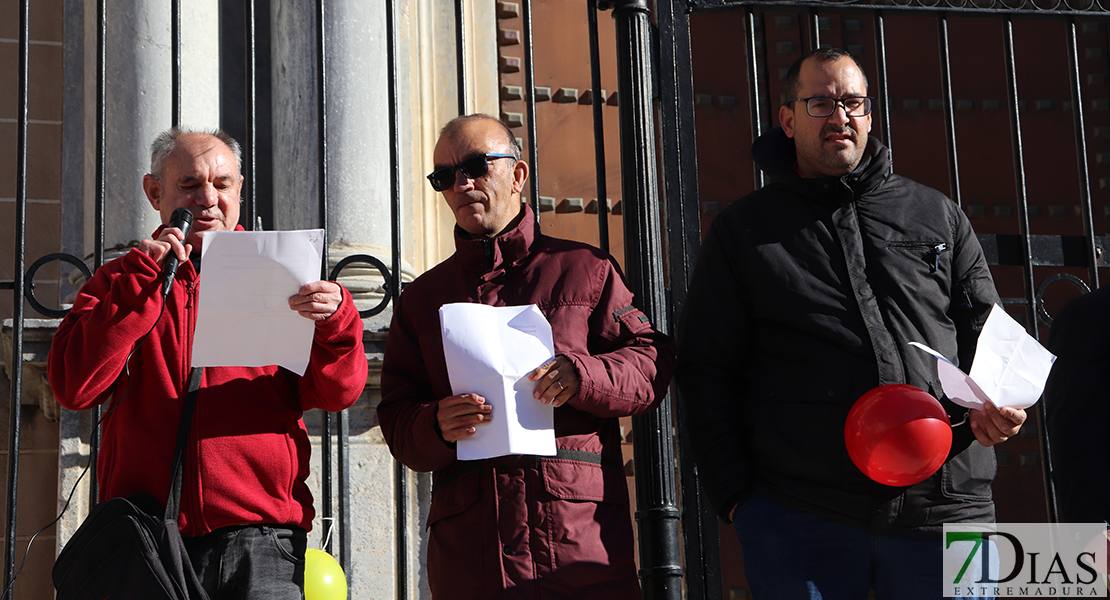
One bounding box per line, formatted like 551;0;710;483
910;304;1056;410
440;303;557;460
192;229;324;376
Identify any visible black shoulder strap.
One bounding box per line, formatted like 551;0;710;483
165;367;202;521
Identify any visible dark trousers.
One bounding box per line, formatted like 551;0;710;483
183;524;307;600
733;494;998;600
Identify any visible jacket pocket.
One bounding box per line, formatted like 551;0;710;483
427;468;487;600
540;459;638;592
613;305;654;336
886;240;948;276
942;443;996;501
746;367;857;488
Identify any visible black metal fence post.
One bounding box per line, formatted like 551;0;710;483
600;1;684;598
656;0;723;597
3;1;30;596
937;14;962;206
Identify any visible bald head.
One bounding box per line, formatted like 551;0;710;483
432;115;529;238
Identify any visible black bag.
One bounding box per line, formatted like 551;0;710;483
52;368;211;600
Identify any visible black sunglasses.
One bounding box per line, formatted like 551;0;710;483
427;153;516;192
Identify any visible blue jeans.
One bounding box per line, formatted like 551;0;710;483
733;494;997;600
183;524;307;600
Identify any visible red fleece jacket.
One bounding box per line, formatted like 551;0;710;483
48;241;366;536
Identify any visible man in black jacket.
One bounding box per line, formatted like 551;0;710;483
1045;286;1110;527
676;48;1025;599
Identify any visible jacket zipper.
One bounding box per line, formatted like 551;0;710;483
183;278;201;531
932;243;947;273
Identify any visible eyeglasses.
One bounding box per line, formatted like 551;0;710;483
426;153;516;192
786;96;873;118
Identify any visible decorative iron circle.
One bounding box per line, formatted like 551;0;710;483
25;253;93;319
1035;272;1090;326
329;254;394;318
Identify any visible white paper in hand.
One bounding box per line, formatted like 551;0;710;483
191;230;324;376
439;303;557;461
910;304;1056;410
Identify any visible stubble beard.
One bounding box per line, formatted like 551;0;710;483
796;122;866;178
818;123;864;175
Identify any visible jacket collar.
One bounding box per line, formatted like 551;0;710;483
752;126;893;204
454;203;535;273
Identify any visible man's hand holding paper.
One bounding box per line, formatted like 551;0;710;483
911;304;1053;447
439;303;560;460
191;229;329;376
437;393;493;443
289;279;343;321
528;355;580;407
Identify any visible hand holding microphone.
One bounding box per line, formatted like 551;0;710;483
161;207;193;297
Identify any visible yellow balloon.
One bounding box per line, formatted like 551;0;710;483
304;548;347;600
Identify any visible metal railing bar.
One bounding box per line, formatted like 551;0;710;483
245;0;257;231
337;408;350;578
172;0;181;127
809;9;821;50
588;0;611;255
604;1;683;597
874;11;893;153
1002;15;1058;525
1002;17;1037;336
656;0;719;596
315;0;335;555
90;0;107;510
385;0;409;594
978;233;1110;268
938;14;962;206
455;0;468;114
686;0;1110;18
745;8;765;190
1066;17;1099;289
522;0;541;221
3;0;29;594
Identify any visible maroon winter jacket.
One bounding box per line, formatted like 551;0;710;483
378;204;676;600
48;232;367;536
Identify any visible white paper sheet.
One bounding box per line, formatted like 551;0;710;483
910;304;1056;410
191;229;325;376
439;303;557;461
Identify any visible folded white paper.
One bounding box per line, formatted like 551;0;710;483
439;303;557;461
192;229;325;376
910;304;1056;410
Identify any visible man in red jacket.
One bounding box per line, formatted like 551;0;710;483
377;114;676;600
48;127;367;600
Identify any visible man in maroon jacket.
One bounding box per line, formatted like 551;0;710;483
377;114;675;600
48;127;367;600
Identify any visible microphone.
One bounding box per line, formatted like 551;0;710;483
161;207;193;297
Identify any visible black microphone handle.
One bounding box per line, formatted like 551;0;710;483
161;208;193;297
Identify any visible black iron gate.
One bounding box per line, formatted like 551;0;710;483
3;0;1109;599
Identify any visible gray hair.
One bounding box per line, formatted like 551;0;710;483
149;126;243;179
439;114;523;160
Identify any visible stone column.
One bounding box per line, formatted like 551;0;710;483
98;0;221;252
272;0;419;332
101;0;171;251
270;1;499;598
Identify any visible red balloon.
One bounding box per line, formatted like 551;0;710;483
844;384;953;487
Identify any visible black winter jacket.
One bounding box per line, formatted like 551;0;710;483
1045;285;1110;526
676;130;1000;534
